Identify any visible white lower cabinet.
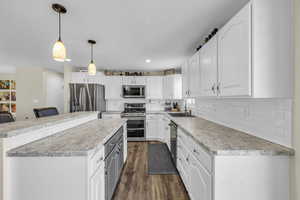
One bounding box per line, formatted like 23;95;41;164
90;162;105;200
146;116;159;140
146;114;170;149
176;127;290;200
177;134;212;200
188;154;212;200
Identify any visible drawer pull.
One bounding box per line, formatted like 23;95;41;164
96;157;103;164
193;149;199;154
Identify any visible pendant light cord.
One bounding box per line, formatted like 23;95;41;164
91;43;94;63
58;12;61;41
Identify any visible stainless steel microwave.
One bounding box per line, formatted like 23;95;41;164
122;85;145;98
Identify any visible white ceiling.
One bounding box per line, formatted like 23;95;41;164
0;0;249;72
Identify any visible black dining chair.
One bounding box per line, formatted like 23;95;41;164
33;107;59;118
0;112;15;124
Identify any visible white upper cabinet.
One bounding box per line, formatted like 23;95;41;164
188;52;201;98
200;37;218;97
181;52;200;98
251;0;293;98
146;76;163;99
218;3;251;97
196;0;293;98
104;76;123;99
173;74;183;100
122;76;146;85
70;72;106;85
181;61;190;98
163;75;173;99
163;74;182;100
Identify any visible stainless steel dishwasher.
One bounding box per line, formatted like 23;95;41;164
169;121;177;166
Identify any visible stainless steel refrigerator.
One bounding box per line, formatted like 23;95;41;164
69;84;106;115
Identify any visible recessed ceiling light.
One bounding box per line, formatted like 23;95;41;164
145;59;151;63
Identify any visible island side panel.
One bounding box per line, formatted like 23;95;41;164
0;139;3;200
1;113;98;200
214;155;290;200
7;157;87;200
123;123;127;162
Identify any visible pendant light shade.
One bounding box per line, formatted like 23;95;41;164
88;40;97;76
52;4;67;62
88;62;97;76
52;40;66;62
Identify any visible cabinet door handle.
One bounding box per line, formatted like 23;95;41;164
212;84;215;94
217;82;220;94
186;157;189;163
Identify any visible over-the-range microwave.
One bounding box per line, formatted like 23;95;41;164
122;85;145;98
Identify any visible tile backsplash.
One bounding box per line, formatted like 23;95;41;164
106;99;183;112
188;98;292;147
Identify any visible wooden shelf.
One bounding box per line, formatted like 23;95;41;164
0;80;16;114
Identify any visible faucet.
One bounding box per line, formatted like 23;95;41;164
184;99;188;113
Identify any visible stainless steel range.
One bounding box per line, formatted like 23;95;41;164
121;103;146;141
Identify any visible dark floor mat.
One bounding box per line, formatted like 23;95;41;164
148;143;178;175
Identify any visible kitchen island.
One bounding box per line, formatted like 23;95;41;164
7;118;127;200
0;112;99;200
167;115;294;200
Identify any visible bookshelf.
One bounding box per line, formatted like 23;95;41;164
0;80;16;115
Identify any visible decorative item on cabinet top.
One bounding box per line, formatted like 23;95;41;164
196;28;218;52
104;68;181;76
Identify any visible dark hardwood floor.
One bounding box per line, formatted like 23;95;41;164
113;142;190;200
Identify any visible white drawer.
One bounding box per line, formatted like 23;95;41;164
188;136;212;173
89;148;104;175
178;127;212;173
177;128;190;147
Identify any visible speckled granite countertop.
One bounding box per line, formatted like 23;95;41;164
102;111;122;114
168;116;294;156
7;119;127;157
0;112;98;138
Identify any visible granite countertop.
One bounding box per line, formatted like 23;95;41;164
168;116;294;156
102;111;122;114
103;110;184;115
7;119;127;157
0;112;98;138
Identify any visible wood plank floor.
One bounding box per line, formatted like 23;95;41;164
113;142;190;200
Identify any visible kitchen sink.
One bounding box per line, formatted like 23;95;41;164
168;113;196;118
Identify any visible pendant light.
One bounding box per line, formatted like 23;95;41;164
88;40;97;76
52;4;67;62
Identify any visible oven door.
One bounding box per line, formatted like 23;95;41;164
122;86;145;98
125;116;145;140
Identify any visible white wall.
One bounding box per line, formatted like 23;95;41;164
0;66;16;74
16;67;64;120
189;98;292;147
291;0;300;199
0;73;15;80
16;67;46;120
45;71;64;113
